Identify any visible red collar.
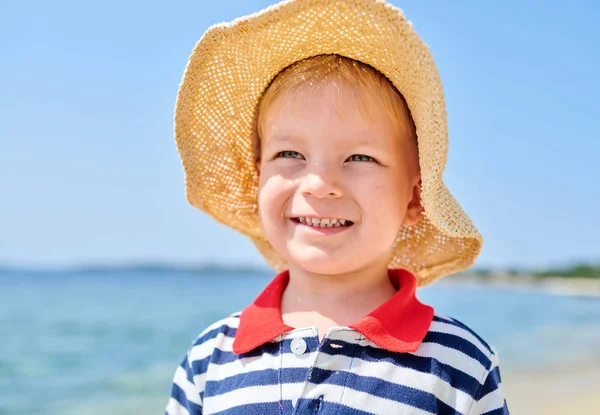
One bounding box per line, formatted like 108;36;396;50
232;268;434;354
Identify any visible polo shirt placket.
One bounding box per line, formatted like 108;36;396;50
280;328;364;414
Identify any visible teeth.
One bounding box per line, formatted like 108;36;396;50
295;217;349;228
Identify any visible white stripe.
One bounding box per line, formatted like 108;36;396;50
334;386;434;415
193;316;239;343
433;313;454;323
180;321;239;402
188;330;235;363
172;365;202;405
489;349;501;367
192;372;207;397
472;382;505;412
190;330;487;392
205;350;318;382
199;345;474;413
411;342;488;380
165;397;190;415
203;383;306;413
204;327;341;382
347;354;473;412
188;329;315;396
429;319;491;357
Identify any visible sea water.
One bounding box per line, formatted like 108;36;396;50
1;269;598;414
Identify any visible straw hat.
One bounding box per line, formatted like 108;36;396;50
174;0;483;286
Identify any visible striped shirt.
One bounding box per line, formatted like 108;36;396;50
166;269;509;414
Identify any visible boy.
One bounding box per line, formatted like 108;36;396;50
167;0;508;414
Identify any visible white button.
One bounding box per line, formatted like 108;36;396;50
290;338;307;355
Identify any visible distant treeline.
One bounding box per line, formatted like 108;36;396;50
2;262;599;279
0;263;272;276
472;264;600;279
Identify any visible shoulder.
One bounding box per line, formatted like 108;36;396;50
190;311;241;346
428;313;495;356
182;312;241;369
418;312;500;380
167;312;243;413
417;313;508;413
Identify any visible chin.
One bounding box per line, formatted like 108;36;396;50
285;246;363;276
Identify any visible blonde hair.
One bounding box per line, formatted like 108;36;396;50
253;54;417;162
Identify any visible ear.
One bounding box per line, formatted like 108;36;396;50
402;177;424;226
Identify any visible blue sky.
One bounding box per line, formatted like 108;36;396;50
1;0;598;270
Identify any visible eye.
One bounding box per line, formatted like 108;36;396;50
347;154;376;162
276;150;304;159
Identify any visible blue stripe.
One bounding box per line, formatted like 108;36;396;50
336;368;463;414
320;339;482;398
482;401;509;415
190;339;281;374
178;353;205;403
197;345;481;413
433;315;493;355
178;355;195;385
480;366;502;398
212;400;294;415
295;398;376;414
436;399;463;415
190;336;319;375
189;356;210;378
169;382;203;415
204;367;309;396
423;331;491;369
192;323;238;347
191;337;482;399
311;367;439;412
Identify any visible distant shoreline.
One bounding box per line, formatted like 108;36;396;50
2;264;599;297
0;263;272;276
445;273;600;297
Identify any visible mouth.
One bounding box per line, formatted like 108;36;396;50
290;217;354;229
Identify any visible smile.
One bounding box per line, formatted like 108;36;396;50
292;217;354;228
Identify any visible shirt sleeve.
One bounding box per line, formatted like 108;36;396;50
165;352;203;415
469;349;509;415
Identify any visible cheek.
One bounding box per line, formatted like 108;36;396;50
357;174;407;228
257;173;291;222
257;185;277;244
257;178;274;221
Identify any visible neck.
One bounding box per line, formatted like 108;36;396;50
281;262;397;329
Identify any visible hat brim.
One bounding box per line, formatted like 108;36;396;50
175;0;483;285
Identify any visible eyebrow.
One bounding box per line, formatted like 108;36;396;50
260;135;301;152
265;132;384;146
264;134;302;144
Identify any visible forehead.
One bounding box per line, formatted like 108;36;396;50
260;79;409;144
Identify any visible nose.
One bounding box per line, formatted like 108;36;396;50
298;164;343;199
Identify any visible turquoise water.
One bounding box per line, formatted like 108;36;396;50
1;269;599;414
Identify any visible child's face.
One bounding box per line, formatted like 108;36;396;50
257;80;422;276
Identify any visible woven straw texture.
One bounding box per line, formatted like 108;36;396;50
174;0;483;286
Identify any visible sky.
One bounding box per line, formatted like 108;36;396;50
1;0;598;271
